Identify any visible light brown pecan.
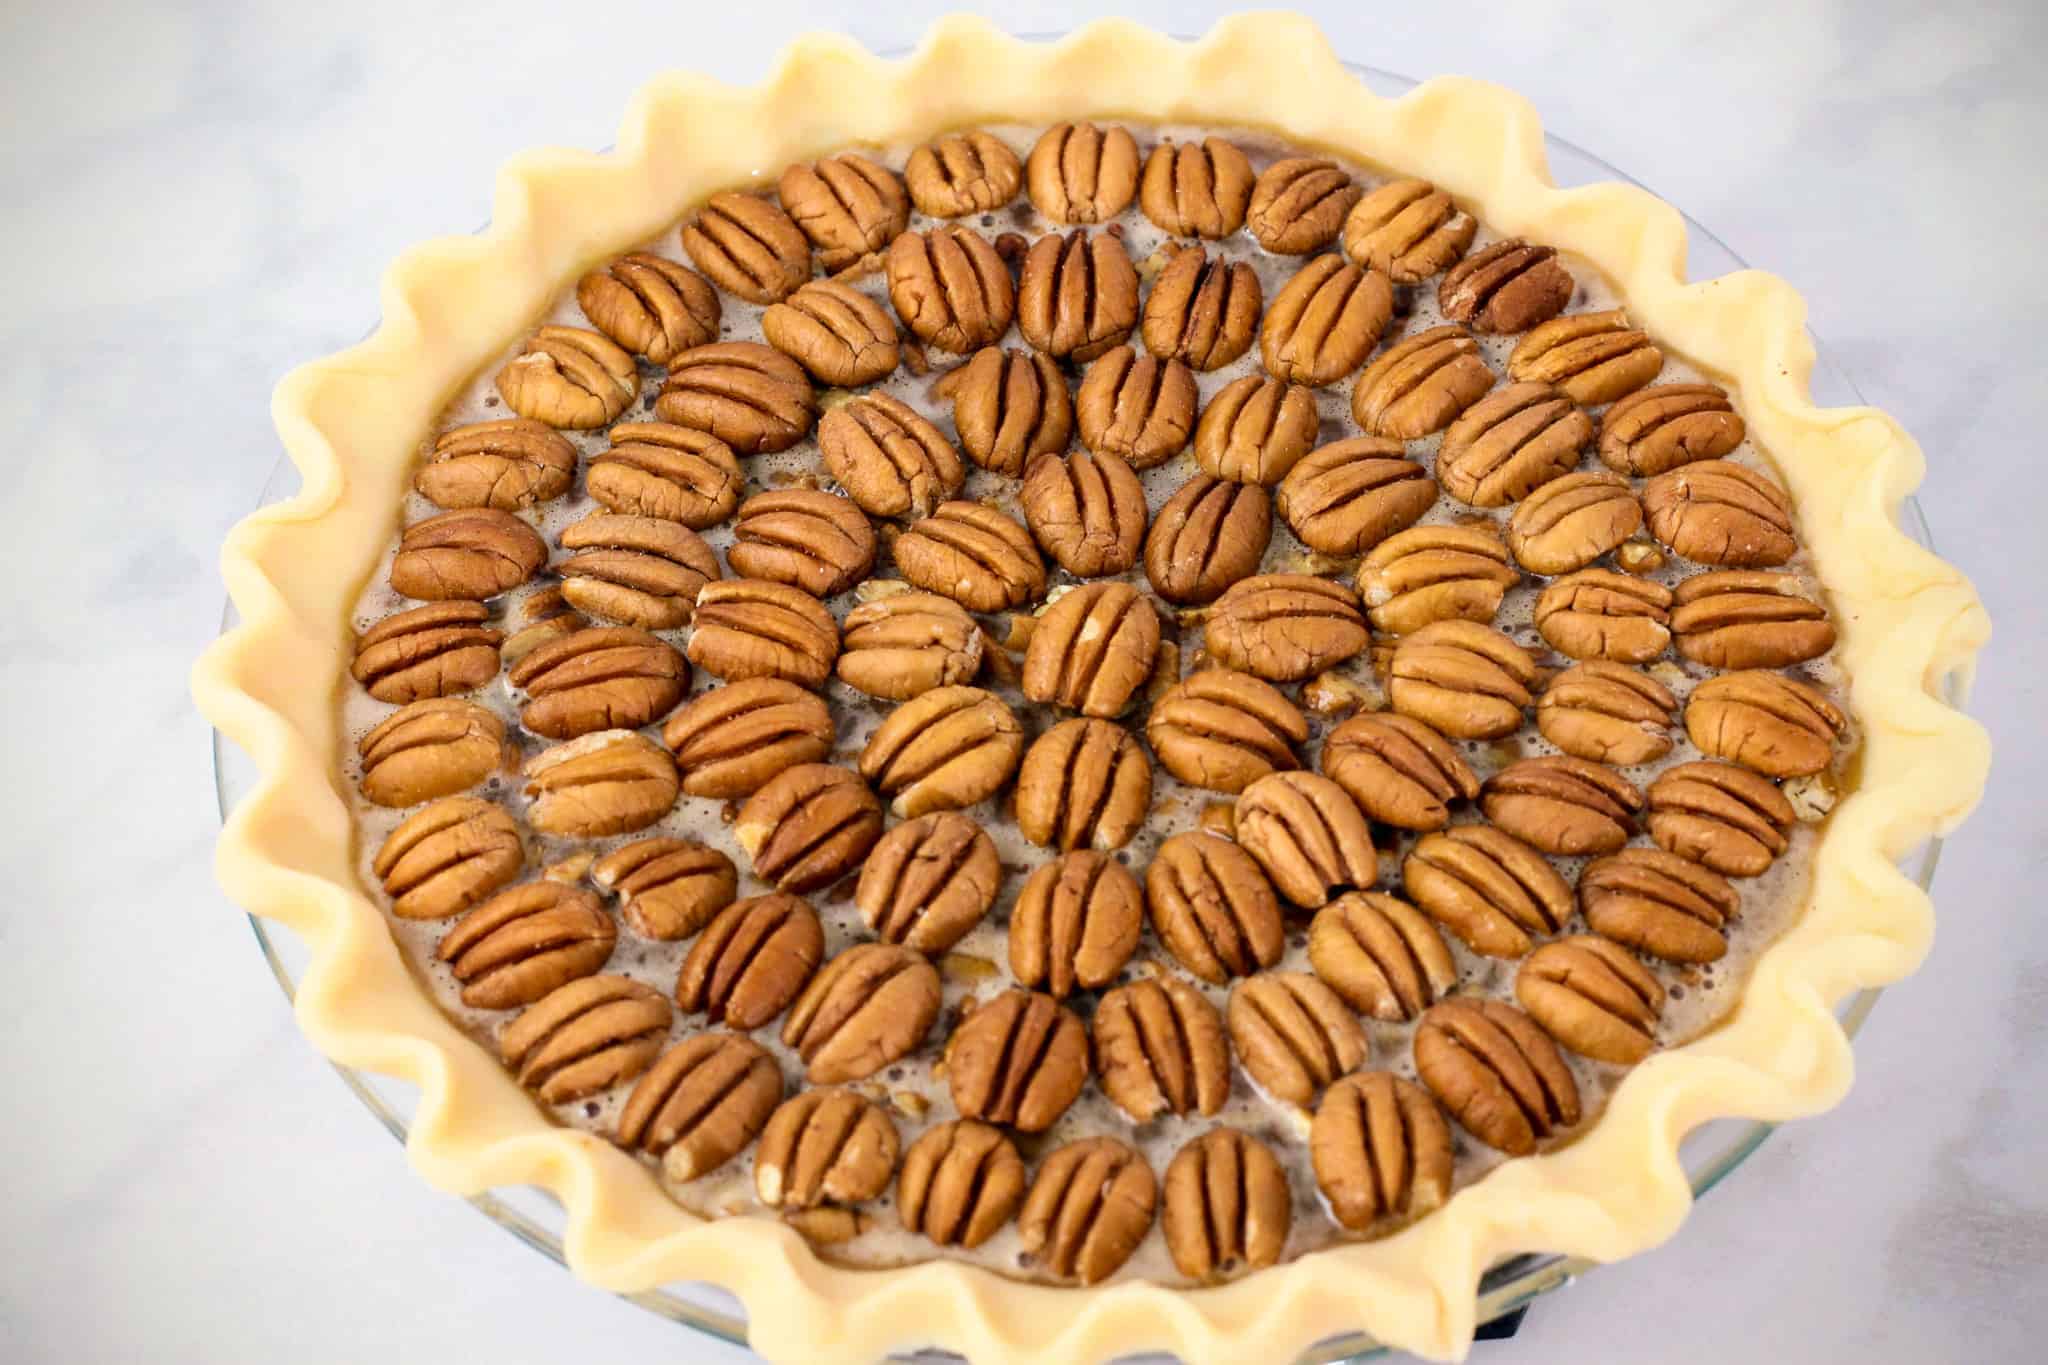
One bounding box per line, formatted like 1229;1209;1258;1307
1093;975;1229;1122
858;685;1024;818
1599;382;1747;477
1506;471;1643;574
417;418;577;510
898;1120;1026;1248
782;946;939;1091
944;346;1073;476
1646;760;1795;877
1145;475;1272;605
1276;437;1438;556
1162;1128;1290;1279
1019;450;1145;577
1415;997;1579;1155
1685;669;1845;777
1193;374;1317;486
1481;756;1643;856
818;392;964;521
391;508;546;602
1235;770;1378;910
654;341;818;456
1320;710;1478;832
906;131;1023;217
617;1032;782;1181
1147;669;1306;795
1145;831;1283;984
946;988;1090;1131
727;489;875;599
761;279;900;387
884;226;1014;355
1671;571;1836;669
779;153;907;270
856;811;1001;953
1019;1137;1157;1284
586;422;742;528
1229;970;1370;1105
1011;850;1144;997
1535;568;1674;663
592;837;737;941
893;501;1046;612
494;326;638;429
1388;620;1536;739
733;763;882;892
1342;178;1476;283
372;796;523;920
498;590;584;667
1537;661;1678;765
522;729;678;838
679;191;811;304
676;892;825;1029
1644;459;1797;567
353;601;503;704
1438;239;1573;335
1206;574;1370;682
1403;824;1571;958
1356;524;1519;636
1141;244;1262;371
1139;135;1254;238
1311;1071;1454;1231
685;578;840;689
1516;936;1665;1065
1026;122;1139;223
556;513;719;629
1438;382;1591;508
1247;158;1361;255
576;253;720;364
1261;255;1392;386
755;1088;900;1209
1308;891;1457;1022
358;697;506;807
1074;345;1197;470
836;591;983;699
1509;309;1663;405
438;881;616;1009
1022;582;1161;718
507;623;687;742
1350;324;1495;440
500;974;671;1103
1580;846;1741;963
1014;717;1152;852
660;677;833;798
1018;229;1139;361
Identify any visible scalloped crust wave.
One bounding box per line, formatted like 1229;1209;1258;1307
191;13;1991;1363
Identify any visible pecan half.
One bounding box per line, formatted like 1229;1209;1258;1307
945;346;1073;476
586;422;742;528
676;893;825;1029
556;513;719;629
1205;574;1370;682
1019;1138;1157;1284
1685;669;1845;777
1074;345;1197;469
576;253;719;364
1276;437;1438;556
836;591;983;699
660;677;834;798
1022;582;1161;717
617;1032;782;1180
1356;524;1519;635
856;811;1001;953
1506;470;1643;574
1509;309;1663;405
1481;756;1642;856
1026;122;1139;223
685;578;840;689
1671;570;1836;669
1145;831;1283;984
1194;374;1317;486
1516;936;1665;1065
1311;1071;1454;1231
1019;450;1145;577
353;601;503;703
1599;382;1747;477
592;837;737;941
508;625;687;740
1645;760;1794;877
1537;661;1678;765
679;191;810;304
1534;568;1674;663
1011;850;1144;997
391;508;546;602
1247;157;1359;253
1309;892;1456;1022
1162;1129;1290;1279
1350;324;1495;440
1260;255;1392;386
501;974;671;1103
1414;997;1579;1155
782;942;941;1084
1017;229;1139;361
1403;824;1571;958
358;697;505;807
494;326;638;429
946;988;1090;1131
417;418;576;510
734;763;883;892
1438;239;1573;335
1014;717;1152;852
1437;381;1591;508
1228;970;1370;1106
858;685;1024;817
1141;245;1262;370
1643;459;1797;567
761;279;900;387
1580;846;1740;963
1146;668;1306;794
893;501;1046;612
897;1120;1026;1248
1139;136;1254;238
1235;770;1378;910
1388;620;1537;739
654;341;818;456
522;729;678;838
1145;475;1272;605
372;796;524;920
728;489;875;599
1319;710;1478;831
779;153;907;270
1093;975;1230;1122
818;392;964;521
885;226;1014;355
755;1088;900;1209
1341;178;1476;283
438;881;615;1009
905;131;1023;217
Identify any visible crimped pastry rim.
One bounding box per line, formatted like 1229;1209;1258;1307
190;13;1991;1363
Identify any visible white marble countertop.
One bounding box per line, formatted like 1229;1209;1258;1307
4;1;2043;1361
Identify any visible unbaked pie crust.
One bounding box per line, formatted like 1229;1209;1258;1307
192;14;1991;1362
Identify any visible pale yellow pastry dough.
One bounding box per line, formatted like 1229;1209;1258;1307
191;14;1991;1362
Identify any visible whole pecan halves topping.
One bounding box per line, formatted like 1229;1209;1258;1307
353;601;504;704
1684;669;1845;778
1516;936;1666;1065
1580;847;1741;963
1145;475;1272;605
1319;709;1478;831
782;942;942;1085
733;763;883;893
897;1119;1026;1249
1246;157;1360;255
1161;1128;1291;1280
591;836;737;941
1010;849;1144;997
1018;1137;1157;1284
679;191;811;304
1402;824;1571;959
857;685;1024;818
755;1087;901;1210
818;391;965;521
437;880;616;1010
1146;668;1307;795
727;488;876;599
661;676;834;799
1228;970;1370;1106
390;508;547;603
358;697;506;808
1438;239;1573;335
1020;581;1161;718
576;253;720;364
760;279;901;388
617;1031;783;1181
1342;178;1476;283
1145;830;1284;984
855;810;1002;954
778;153;907;270
417;418;577;511
1019;449;1146;578
944;346;1073;476
1357;524;1519;636
1310;1071;1454;1231
675;893;825;1030
1234;771;1379;910
1139;135;1255;239
685;578;840;689
905;131;1023;217
1645;760;1795;877
1194;374;1319;486
655;341;818;456
372;796;523;920
500;974;671;1103
1260;254;1393;387
1414;997;1580;1156
1016;229;1139;362
1092;974;1230;1122
1308;891;1457;1022
1141;245;1262;371
835;591;983;700
1026;121;1140;224
885;226;1014;355
508;624;687;741
555;513;720;630
586;422;742;528
494;326;639;429
945;988;1091;1131
1013;716;1153;852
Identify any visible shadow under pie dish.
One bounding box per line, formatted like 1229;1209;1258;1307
191;14;1992;1365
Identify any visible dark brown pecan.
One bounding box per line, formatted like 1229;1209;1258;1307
617;1032;782;1181
893;501;1046;612
1685;669;1845;777
761;279;900;387
1145;475;1272;605
897;1120;1026;1248
1599;382;1747;477
818;392;965;520
437;881;615;1009
1207;574;1371;683
591;837;737;941
1645;760;1795;877
1402;824;1571;958
508;625;687;740
1146;830;1283;983
676;892;825;1029
1439;239;1573;334
1019;1138;1157;1284
679;191;811;304
1580;847;1741;963
1309;892;1456;1021
576;253;719;363
778;153;907;270
1247;157;1360;254
755;1088;900;1209
1350;324;1495;440
1011;850;1144;997
1671;570;1835;670
1228;970;1370;1105
885;226;1014;354
493;326;638;429
685;578;840;689
946;988;1091;1131
1022;582;1162;718
358;698;506;808
1141;245;1262;371
416;418;576;510
856;811;1001;953
1341;178;1476;283
1481;756;1642;856
1516;936;1665;1065
734;763;883;892
1534;568;1674;663
1437;382;1590;508
836;591;983;699
1388;620;1537;740
1276;437;1438;556
858;685;1024;818
1320;710;1478;832
654;341;818;456
1026;122;1139;223
1074;346;1198;470
1017;229;1139;361
521;730;678;838
660;677;833;798
372;796;523;921
1019;450;1146;577
728;489;875;598
1260;255;1392;386
1506;470;1642;574
1415;997;1580;1155
1146;668;1306;794
500;974;671;1103
1643;460;1798;567
1311;1072;1453;1231
1093;974;1230;1122
1536;661;1678;765
1234;771;1378;909
1161;1129;1290;1279
782;942;941;1084
586;422;742;528
1509;310;1663;405
1139;135;1254;238
1357;524;1519;636
390;508;546;602
905;131;1023;217
1194;374;1318;486
353;601;503;703
944;346;1073;476
556;513;719;629
1014;716;1152;852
